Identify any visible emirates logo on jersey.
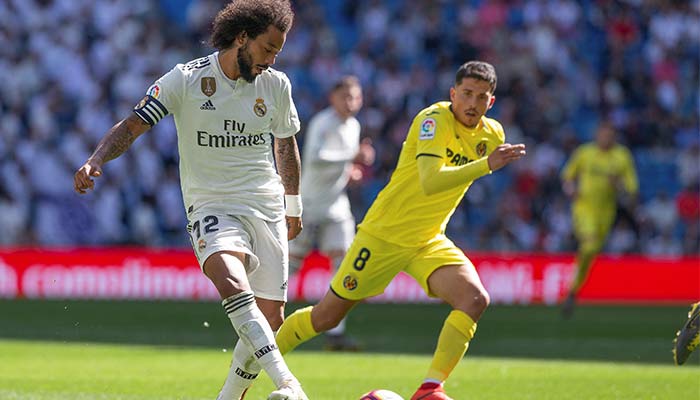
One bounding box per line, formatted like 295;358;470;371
253;98;267;117
201;77;216;97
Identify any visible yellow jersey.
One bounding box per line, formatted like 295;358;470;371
359;101;505;247
561;142;638;208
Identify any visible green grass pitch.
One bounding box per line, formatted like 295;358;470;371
0;300;698;399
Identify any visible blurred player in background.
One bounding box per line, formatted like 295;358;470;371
275;61;526;400
289;75;374;351
73;1;308;399
560;122;639;318
673;302;700;365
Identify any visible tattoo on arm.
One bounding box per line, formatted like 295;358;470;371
275;136;301;195
89;114;151;164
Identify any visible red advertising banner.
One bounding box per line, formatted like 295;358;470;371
0;248;217;301
296;251;700;305
0;248;697;304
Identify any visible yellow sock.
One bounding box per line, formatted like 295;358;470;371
276;306;319;354
425;310;477;382
572;243;598;293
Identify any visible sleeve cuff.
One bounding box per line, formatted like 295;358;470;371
474;157;492;175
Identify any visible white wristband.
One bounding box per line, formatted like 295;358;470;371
284;194;303;217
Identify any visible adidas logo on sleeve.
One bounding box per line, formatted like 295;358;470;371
200;100;216;110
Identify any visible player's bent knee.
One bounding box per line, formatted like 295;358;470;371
454;287;490;319
470;288;490;311
475;289;491;311
209;276;251;299
202;251;251;298
212;277;251;299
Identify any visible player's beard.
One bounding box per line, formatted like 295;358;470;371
237;43;257;83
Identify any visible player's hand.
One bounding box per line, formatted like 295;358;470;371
356;138;376;166
562;180;577;199
74;159;103;194
349;163;364;184
286;216;302;240
487;143;526;171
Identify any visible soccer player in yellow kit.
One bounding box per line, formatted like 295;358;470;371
274;61;526;400
560;122;638;318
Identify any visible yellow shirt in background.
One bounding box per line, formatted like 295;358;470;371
561;143;638;209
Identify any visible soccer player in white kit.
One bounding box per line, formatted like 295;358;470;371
288;76;374;351
73;1;308;399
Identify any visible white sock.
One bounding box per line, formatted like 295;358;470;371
216;339;262;400
222;291;296;389
326;317;346;336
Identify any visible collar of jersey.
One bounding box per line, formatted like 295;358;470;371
446;103;485;135
454;115;485;136
212;51;246;91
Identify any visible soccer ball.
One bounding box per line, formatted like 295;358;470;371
360;389;405;400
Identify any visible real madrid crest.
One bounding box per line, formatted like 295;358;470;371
197;238;207;252
476;141;488;157
201;77;216;97
254;98;267;117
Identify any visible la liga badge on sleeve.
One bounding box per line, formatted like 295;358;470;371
419;118;436;140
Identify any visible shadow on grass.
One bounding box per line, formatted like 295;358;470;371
0;300;695;365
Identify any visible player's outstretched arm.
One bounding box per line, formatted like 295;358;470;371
417;143;526;196
274;136;303;240
73;114;151;194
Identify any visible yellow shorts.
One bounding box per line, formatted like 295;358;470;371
330;229;472;300
572;201;615;245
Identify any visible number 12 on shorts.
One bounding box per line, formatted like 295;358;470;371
189;215;220;239
187;215;220;253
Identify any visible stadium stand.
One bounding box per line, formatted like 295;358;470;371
0;0;697;255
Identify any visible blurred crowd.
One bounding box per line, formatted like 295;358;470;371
0;0;698;256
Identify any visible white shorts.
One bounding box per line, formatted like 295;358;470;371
289;216;355;258
187;209;289;301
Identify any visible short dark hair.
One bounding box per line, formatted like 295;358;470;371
331;75;361;92
455;61;497;93
209;0;295;50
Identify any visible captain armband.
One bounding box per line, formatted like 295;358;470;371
133;95;169;126
284;194;303;217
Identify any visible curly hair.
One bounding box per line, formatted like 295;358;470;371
455;61;497;93
209;0;295;50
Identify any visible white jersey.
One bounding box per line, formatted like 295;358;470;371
134;52;300;222
299;107;360;222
